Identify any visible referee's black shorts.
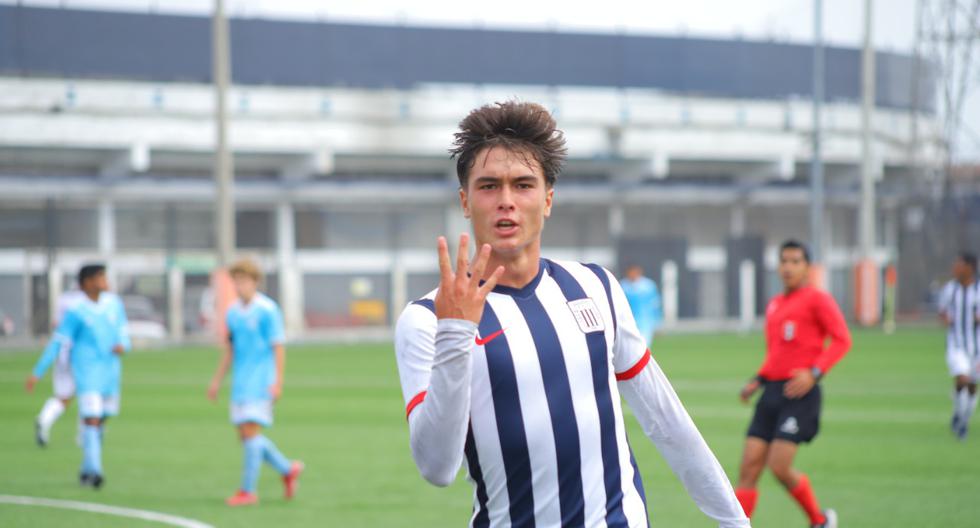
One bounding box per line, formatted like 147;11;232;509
746;380;822;444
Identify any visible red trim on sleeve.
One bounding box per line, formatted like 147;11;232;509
615;349;652;381
405;390;427;420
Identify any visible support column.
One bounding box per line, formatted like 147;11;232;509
739;259;757;330
47;267;62;330
98;199;118;287
277;202;303;336
168;266;185;342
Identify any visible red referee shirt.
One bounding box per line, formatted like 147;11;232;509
758;285;852;381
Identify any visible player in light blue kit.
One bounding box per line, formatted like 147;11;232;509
26;264;129;489
621;264;663;345
208;259;303;506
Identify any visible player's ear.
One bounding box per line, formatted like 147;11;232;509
459;187;471;219
543;185;554;219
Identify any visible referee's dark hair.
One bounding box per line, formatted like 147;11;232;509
78;263;106;286
779;240;811;263
960;252;978;273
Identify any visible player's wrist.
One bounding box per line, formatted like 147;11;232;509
810;366;823;381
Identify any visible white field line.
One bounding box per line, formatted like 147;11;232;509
0;495;214;528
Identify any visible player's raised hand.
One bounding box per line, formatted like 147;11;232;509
434;234;504;324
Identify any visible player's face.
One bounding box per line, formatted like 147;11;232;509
83;272;109;294
778;248;809;290
953;259;971;281
459;146;553;258
626;267;642;281
232;273;258;302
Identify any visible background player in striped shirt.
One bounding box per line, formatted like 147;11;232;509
395;101;749;527
734;241;850;528
938;252;980;440
207;259;303;506
26;264;129;489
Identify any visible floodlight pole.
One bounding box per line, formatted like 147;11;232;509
810;0;826;273
213;0;235;266
856;0;881;326
859;0;876;262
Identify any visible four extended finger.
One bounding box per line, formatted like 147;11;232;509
469;243;492;291
477;265;506;297
455;233;470;286
437;236;454;287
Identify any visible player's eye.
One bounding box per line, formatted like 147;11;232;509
479;183;496;190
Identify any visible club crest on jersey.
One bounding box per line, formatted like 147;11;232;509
567;298;605;334
782;320;796;341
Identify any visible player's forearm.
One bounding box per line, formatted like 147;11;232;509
408;318;476;487
274;344;285;386
32;335;66;378
620;360;750;527
815;327;852;374
212;347;232;382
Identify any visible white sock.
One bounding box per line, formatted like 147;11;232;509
966;393;980;423
38;397;65;430
956;389;972;423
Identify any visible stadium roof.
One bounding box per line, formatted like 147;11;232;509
0;5;933;112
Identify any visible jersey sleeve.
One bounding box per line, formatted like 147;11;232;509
395;300;477;487
812;291;852;375
264;303;286;346
604;270;651;377
619;356;750;527
394;302;438;409
938;282;954;316
114;296;132;352
33;309;80;378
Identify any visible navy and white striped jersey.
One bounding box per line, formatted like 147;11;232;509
939;279;980;357
395;259;671;527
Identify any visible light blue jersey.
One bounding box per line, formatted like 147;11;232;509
103;293;131;396
33;293;127;395
621;276;662;343
227;293;285;404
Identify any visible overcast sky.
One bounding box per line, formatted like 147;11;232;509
5;0;979;160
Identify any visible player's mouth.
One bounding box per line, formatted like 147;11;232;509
493;218;519;237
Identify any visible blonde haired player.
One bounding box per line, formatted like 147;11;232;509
207;259;303;506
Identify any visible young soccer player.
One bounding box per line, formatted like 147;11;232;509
395;101;749;527
621;264;663;345
207;259;303;506
26;264;128;488
938;252;980;440
734;241;851;528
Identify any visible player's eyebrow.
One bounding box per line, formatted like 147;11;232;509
472;174;537;185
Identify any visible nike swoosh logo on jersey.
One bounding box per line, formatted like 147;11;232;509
475;329;505;346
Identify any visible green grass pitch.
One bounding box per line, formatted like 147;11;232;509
0;328;976;527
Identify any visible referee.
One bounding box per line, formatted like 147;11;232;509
734;240;851;528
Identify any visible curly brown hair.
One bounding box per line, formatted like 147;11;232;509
450;101;567;189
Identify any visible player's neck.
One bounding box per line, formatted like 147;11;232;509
485;244;541;290
83;289;100;302
959;276;976;287
240;292;257;305
783;282;807;295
